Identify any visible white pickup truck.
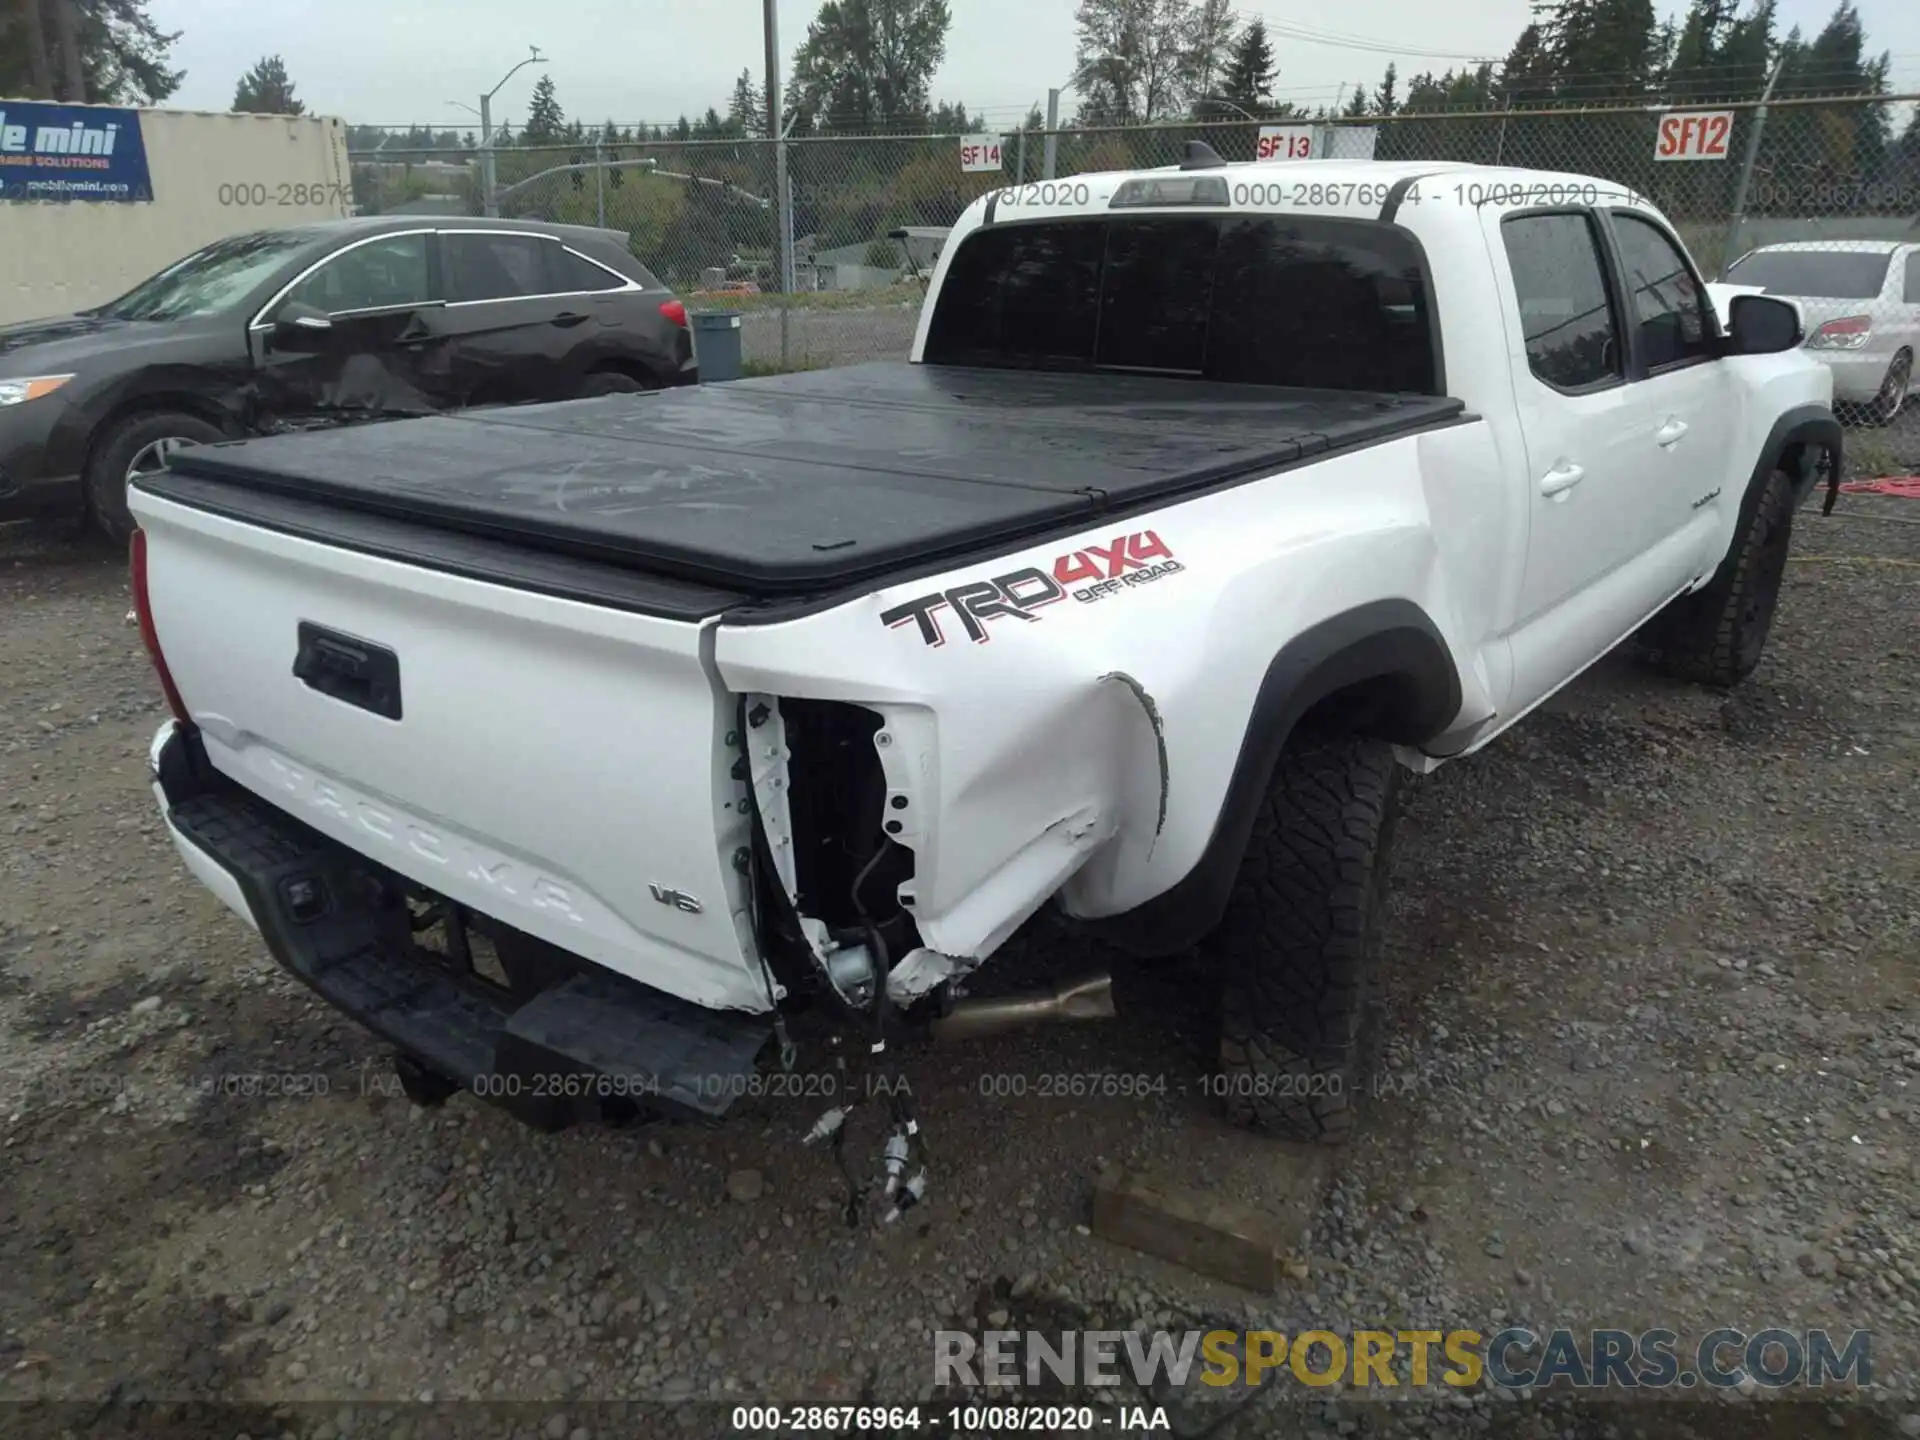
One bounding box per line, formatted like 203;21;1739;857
132;154;1840;1181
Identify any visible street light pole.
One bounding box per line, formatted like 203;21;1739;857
764;0;794;296
477;46;546;218
1044;88;1060;180
480;92;496;214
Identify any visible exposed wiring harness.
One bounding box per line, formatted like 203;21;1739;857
732;693;933;1227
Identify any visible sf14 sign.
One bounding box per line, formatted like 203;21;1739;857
959;135;1004;173
1654;110;1734;161
1256;126;1315;162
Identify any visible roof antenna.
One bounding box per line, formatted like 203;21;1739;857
1180;139;1227;171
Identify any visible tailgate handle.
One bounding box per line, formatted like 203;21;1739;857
293;622;403;720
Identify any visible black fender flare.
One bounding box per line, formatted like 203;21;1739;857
1752;403;1843;515
1675;404;1842;608
1084;599;1461;958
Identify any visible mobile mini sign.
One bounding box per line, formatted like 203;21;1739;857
959;135;1004;173
1654;110;1734;161
0;101;154;201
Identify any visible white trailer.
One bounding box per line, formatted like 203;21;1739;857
0;104;351;326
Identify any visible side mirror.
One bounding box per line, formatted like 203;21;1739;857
271;302;334;346
1727;294;1802;355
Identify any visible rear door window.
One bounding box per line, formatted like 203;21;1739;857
444;232;549;303
923;214;1438;394
1906;251;1920;304
549;244;632;294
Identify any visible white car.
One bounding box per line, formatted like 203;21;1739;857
1722;239;1919;423
131;156;1837;1179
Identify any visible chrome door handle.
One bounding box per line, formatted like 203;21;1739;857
1656;417;1690;447
1540;462;1586;498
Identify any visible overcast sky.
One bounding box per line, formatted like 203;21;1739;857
149;0;1920;130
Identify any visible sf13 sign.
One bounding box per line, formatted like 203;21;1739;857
1256;126;1314;162
1654;110;1733;161
880;531;1183;648
959;135;1004;173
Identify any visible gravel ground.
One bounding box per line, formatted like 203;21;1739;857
738;302;921;370
1;426;1917;1439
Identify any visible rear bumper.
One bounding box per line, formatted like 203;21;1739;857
149;721;769;1129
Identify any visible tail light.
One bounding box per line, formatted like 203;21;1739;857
129;528;191;727
1807;315;1872;351
658;299;688;328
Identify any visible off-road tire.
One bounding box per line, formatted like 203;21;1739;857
1213;733;1402;1143
84;410;225;545
1634;467;1796;689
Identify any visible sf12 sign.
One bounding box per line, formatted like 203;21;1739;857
1256;125;1315;162
959;135;1004;173
1654;110;1734;161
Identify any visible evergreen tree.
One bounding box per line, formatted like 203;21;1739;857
1715;0;1778;96
1218;19;1276;114
1663;0;1730;100
1532;0;1660;102
1766;2;1892;193
232;54;303;114
523;74;566;144
1495;24;1555;107
0;0;182;103
728;69;766;137
1373;62;1399;116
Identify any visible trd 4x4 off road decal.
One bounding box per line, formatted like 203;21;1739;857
880;531;1183;647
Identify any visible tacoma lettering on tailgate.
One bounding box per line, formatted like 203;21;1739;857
259;754;583;921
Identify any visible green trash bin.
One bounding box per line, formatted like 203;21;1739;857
691;311;744;382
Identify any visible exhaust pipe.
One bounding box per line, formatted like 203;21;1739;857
929;972;1115;1044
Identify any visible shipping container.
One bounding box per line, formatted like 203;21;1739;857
0;103;352;325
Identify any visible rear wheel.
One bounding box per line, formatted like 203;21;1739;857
1634;467;1796;688
1212;733;1402;1143
85;411;225;544
1867;350;1911;427
578;370;651;398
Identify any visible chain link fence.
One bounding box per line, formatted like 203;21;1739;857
350;92;1919;434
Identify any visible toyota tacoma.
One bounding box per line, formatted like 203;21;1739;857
130;153;1840;1211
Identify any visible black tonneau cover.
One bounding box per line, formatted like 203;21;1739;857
153;362;1465;595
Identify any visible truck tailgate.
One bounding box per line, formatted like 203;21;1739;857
131;487;767;1013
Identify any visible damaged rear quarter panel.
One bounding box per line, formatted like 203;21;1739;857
713;435;1493;960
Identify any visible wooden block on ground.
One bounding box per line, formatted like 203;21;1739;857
1090;1164;1315;1292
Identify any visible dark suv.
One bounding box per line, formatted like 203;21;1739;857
0;217;696;540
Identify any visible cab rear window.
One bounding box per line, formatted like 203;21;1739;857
924;214;1440;395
